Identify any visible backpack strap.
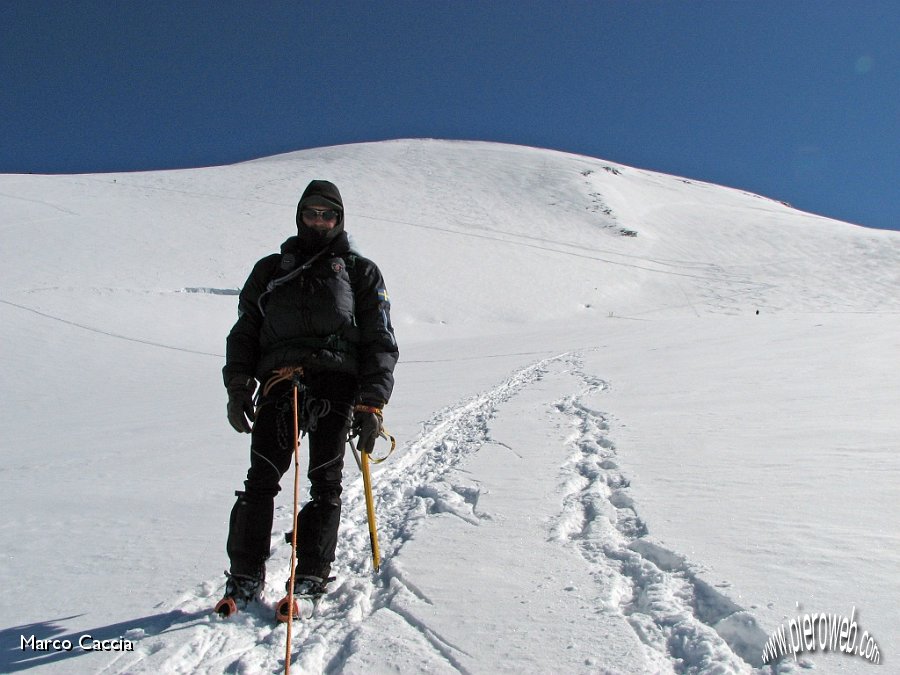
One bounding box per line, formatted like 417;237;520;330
257;247;329;317
258;250;361;321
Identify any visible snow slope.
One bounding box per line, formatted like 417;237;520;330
1;139;897;674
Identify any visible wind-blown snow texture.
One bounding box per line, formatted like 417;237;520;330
1;139;897;674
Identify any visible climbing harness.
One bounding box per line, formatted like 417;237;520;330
260;367;333;451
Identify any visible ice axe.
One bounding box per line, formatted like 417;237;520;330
348;425;395;572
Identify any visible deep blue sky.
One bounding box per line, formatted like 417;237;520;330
2;1;897;230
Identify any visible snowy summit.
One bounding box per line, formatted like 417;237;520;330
1;139;897;674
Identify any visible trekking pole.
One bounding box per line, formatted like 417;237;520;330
284;374;302;675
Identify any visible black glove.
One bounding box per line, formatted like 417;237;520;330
352;406;383;453
227;375;257;433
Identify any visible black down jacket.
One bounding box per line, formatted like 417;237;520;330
223;230;398;407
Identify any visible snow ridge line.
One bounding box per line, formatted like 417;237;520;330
552;357;783;674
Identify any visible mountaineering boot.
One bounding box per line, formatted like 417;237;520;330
275;574;333;622
285;574;330;595
214;570;265;618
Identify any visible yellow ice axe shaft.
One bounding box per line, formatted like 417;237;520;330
360;450;381;572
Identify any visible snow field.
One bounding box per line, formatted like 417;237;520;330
2;139;898;674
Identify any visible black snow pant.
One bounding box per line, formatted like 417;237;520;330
226;370;356;581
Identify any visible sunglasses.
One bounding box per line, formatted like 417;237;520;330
301;208;340;222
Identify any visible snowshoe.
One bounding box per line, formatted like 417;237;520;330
275;574;333;623
214;570;264;618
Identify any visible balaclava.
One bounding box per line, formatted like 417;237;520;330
295;180;344;249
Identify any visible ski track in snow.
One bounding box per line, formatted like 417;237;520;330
102;353;796;674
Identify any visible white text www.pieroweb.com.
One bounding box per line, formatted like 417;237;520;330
761;606;881;665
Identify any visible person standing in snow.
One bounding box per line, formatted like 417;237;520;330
217;180;398;613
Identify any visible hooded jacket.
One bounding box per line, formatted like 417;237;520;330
223;183;398;407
